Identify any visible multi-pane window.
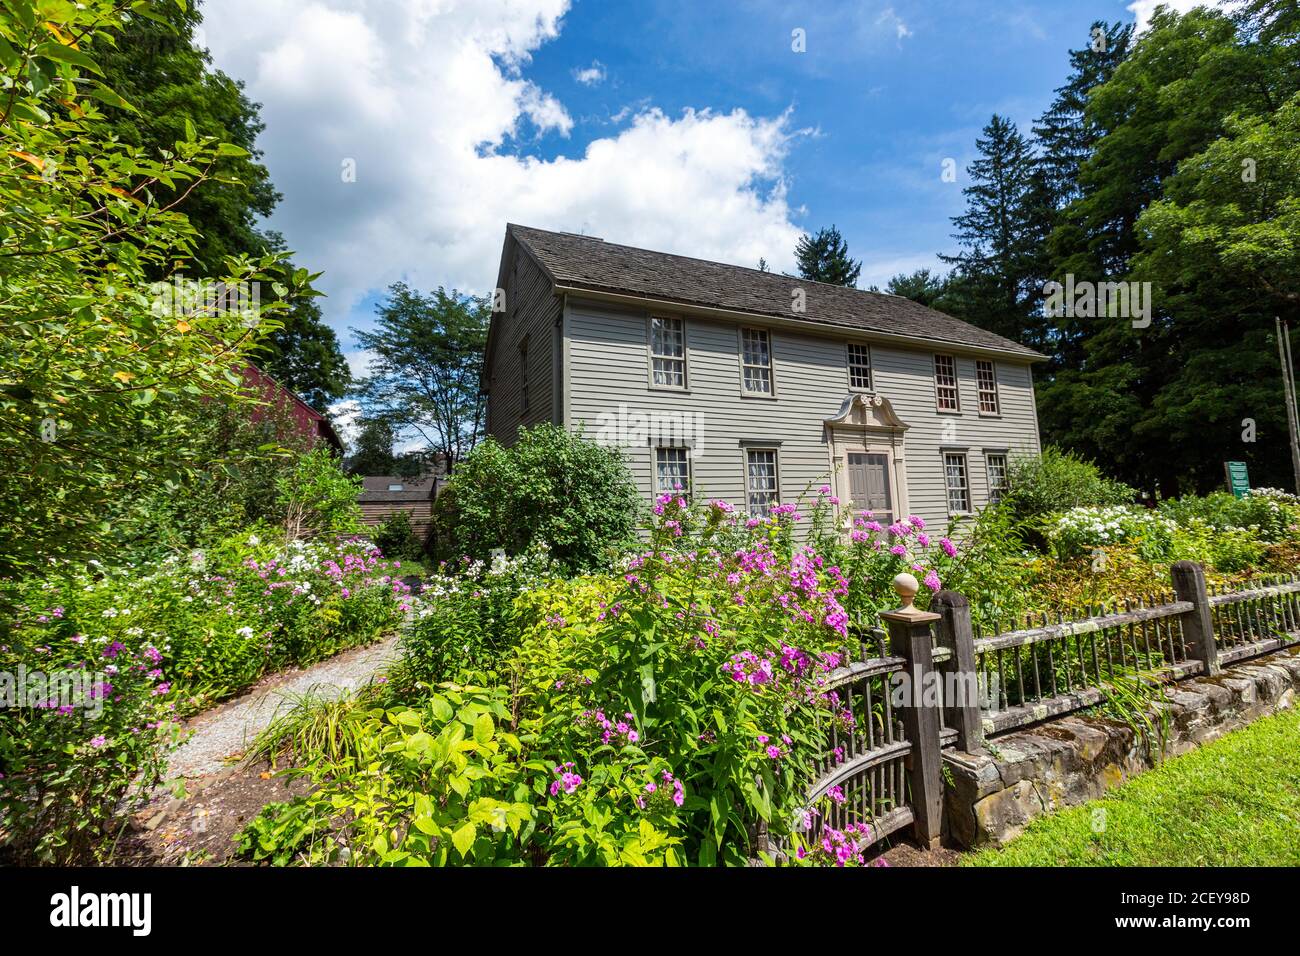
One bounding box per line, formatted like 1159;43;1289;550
655;447;690;495
944;452;971;513
986;453;1008;505
848;343;872;391
519;337;529;413
650;317;686;388
934;354;959;411
741;329;773;394
745;449;779;516
976;360;1000;414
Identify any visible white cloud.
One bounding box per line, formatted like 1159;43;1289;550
1127;0;1239;33
877;7;912;42
328;398;362;449
200;0;804;337
572;60;606;86
345;348;376;381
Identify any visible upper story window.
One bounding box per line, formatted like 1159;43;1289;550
847;343;872;391
741;328;773;395
649;317;686;389
934;354;959;412
976;360;1000;415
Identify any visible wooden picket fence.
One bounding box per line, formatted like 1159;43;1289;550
787;562;1300;856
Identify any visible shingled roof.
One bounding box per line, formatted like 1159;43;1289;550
508;224;1043;360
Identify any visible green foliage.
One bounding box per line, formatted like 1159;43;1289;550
0;529;406;863
0;0;316;582
397;546;555;687
433;424;641;573
240;686;544;866
940;114;1051;351
1158;491;1299;543
353;283;488;465
255;295;351;412
114;401;310;561
278;448;364;539
240;497;959;867
348;418;398;476
373;511;424;562
1001;448;1136;524
88;8;348;411
794;225;861;286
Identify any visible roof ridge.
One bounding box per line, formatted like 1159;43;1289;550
512;223;915;298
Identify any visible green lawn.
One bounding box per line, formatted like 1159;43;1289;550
964;707;1300;866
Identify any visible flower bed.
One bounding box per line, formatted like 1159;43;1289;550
0;529;409;864
238;494;954;867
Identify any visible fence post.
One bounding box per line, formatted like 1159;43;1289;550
1172;560;1220;676
931;590;984;752
881;573;944;850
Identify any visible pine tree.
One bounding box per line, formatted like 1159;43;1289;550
1033;21;1134;211
794;226;862;286
940;115;1047;348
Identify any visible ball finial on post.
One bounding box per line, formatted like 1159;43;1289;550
892;572;921;615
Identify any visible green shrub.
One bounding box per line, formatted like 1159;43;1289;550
433;424;640;573
1002;447;1136;524
0;530;409;864
397;546;555;687
239;496;955;867
1159;491;1299;543
279;447;364;539
374;511;424;561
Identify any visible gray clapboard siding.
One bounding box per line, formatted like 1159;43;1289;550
563;299;1041;530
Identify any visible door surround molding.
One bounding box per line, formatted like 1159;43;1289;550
824;393;910;525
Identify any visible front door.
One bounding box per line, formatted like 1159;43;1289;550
847;452;892;524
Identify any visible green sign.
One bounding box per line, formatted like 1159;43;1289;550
1225;461;1250;499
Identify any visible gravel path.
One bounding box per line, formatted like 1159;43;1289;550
165;636;400;779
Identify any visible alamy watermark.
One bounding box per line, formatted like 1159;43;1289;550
0;664;109;719
150;277;262;329
594;403;708;458
1043;274;1152;329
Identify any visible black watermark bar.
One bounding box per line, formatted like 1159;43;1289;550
0;867;1272;943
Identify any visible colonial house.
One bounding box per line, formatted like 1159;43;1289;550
483;224;1044;531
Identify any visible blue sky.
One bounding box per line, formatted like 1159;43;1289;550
201;0;1213;404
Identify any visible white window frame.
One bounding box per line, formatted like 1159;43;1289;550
655;446;691;496
744;447;780;517
847;343;872;391
740;328;775;396
943;451;971;514
986;452;1009;505
975;360;1000;415
648;316;687;390
934;354;960;412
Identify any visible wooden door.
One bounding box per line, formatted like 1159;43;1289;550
847;452;892;523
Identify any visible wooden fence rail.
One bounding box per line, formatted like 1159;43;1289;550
790;562;1300;857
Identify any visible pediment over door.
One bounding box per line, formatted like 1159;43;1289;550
824;393;909;432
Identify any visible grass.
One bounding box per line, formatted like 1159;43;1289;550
964;706;1300;866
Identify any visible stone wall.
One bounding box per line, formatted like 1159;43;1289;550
943;649;1300;847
